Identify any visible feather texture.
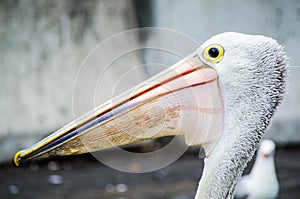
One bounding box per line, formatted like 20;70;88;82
195;32;287;199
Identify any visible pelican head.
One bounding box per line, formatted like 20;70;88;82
14;32;287;199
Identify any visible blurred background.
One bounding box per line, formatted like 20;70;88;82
0;0;299;198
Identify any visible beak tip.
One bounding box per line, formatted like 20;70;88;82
13;150;23;166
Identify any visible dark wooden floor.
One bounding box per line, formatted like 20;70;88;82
0;146;299;199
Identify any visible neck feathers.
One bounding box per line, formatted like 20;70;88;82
195;43;287;199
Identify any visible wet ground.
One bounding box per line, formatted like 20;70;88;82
0;145;299;199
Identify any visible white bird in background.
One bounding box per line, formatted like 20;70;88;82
235;139;279;199
14;32;288;199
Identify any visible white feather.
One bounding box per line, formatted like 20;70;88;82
194;32;287;199
235;139;279;199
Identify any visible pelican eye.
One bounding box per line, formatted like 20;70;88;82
203;44;224;63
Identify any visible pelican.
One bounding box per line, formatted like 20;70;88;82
235;139;279;199
14;32;288;199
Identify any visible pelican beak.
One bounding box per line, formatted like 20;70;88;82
14;51;224;166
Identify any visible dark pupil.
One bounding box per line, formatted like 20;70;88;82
208;47;219;58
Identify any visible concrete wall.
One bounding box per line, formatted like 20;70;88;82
0;0;145;162
143;0;300;144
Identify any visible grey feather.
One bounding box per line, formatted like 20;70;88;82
194;32;287;199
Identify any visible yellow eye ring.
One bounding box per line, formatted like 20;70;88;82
203;44;224;63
